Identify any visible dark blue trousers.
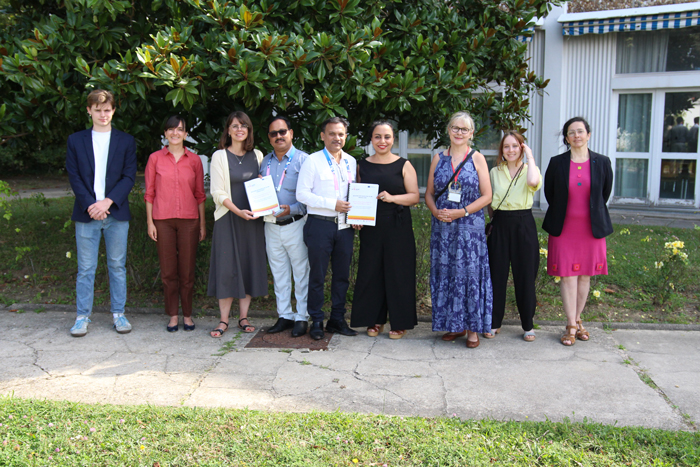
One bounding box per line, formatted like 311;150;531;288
303;216;354;323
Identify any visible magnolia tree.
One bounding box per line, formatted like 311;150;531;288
0;0;562;170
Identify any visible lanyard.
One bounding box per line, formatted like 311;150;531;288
323;148;352;196
266;147;297;192
448;148;469;184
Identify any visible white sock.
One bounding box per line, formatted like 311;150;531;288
113;313;124;320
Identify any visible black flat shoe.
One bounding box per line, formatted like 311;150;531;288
291;320;308;337
268;318;294;334
167;324;178;333
326;319;358;336
309;321;324;340
183;322;195;331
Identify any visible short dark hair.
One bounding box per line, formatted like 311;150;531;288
694;117;699;124
497;131;525;166
321;116;349;133
269;115;292;131
562;117;590;148
164;115;187;133
219;111;254;151
676;117;685;125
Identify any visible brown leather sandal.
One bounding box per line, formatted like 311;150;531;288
441;331;467;341
389;330;406;340
367;324;384;337
561;325;577;346
576;320;590;341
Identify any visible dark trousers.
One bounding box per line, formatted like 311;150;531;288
486;210;539;331
304;216;354;323
153;218;199;317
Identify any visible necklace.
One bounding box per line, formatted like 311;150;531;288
229;149;245;164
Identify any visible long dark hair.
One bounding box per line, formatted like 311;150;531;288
219;111;254;151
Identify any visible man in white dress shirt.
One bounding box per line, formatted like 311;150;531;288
296;117;359;340
260;116;311;337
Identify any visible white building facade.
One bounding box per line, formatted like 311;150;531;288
396;2;700;210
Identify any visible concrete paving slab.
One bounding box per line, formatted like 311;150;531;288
613;330;700;427
1;311;698;431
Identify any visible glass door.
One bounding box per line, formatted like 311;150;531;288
654;91;700;206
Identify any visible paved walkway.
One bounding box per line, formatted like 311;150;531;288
1;308;698;431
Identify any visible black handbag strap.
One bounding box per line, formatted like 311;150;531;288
435;148;476;200
492;163;525;214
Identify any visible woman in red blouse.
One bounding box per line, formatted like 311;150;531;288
145;116;207;332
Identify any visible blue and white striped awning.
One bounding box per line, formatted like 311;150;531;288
517;27;535;42
562;10;700;36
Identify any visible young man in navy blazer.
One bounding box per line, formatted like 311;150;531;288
65;89;137;337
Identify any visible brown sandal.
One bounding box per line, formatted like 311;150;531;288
561;325;577;346
576;320;590;341
367;324;384;337
389;330;406;340
442;331;467;341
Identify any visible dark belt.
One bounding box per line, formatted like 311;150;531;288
275;214;304;226
309;214;339;224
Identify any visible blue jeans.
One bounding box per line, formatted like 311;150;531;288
75;217;129;317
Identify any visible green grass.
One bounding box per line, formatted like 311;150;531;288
1;397;699;466
0;194;699;323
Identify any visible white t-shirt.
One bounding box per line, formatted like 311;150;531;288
92;130;111;201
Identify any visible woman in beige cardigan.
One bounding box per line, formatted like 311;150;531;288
207;111;267;337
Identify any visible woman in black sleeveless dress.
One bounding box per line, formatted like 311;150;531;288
350;121;420;338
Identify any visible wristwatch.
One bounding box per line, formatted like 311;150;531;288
463;207;469;217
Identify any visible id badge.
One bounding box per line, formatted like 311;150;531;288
448;182;462;203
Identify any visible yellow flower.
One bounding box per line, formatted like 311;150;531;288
672;248;679;255
664;242;674;249
592;290;601;298
674;241;684;249
669;283;675;290
619;228;630;235
554;276;561;283
539;248;548;258
654;261;664;269
352;459;359;464
66;252;72;259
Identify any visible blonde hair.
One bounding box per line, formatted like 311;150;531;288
447;111;475;142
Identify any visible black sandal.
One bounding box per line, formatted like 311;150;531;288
210;321;229;338
238;318;255;333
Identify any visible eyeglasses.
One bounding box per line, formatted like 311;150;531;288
450;126;472;135
230;124;249;131
268;129;289;138
567;129;587;137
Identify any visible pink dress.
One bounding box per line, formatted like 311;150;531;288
547;160;608;277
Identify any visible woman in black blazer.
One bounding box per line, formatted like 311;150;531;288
542;117;613;346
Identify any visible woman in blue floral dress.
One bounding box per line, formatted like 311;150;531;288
425;111;493;348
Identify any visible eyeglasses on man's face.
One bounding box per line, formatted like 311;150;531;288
230;124;249;131
268;129;289;138
450;126;472;135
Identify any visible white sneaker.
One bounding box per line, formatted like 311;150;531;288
70;316;91;337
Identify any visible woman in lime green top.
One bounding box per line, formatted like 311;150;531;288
486;131;542;342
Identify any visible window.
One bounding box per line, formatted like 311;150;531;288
614;159;648;198
663;92;700;153
659;159;696;200
616;26;700;74
616;94;652;152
